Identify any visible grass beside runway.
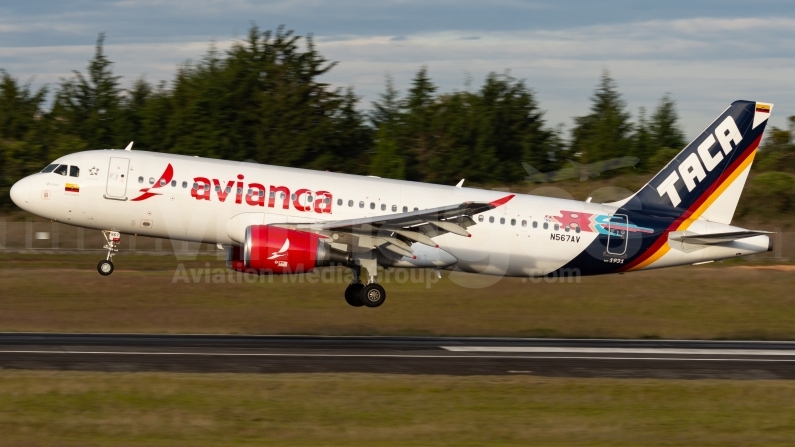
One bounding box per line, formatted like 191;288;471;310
1;253;794;339
0;369;793;447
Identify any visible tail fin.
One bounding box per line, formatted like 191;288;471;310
618;100;773;224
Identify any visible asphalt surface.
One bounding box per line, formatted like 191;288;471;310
1;333;795;379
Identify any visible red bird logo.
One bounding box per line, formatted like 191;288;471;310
131;164;174;201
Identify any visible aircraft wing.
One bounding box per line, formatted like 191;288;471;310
274;195;515;258
669;230;773;245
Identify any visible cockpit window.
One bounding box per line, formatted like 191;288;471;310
69;166;79;177
41;164;58;173
53;165;68;176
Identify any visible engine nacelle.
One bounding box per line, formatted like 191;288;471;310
227;225;350;274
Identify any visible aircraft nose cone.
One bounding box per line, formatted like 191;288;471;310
10;177;30;209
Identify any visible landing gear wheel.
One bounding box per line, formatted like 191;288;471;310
345;283;364;307
97;260;114;276
359;284;386;308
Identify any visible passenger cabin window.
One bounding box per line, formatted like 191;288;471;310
182;181;188;188
554;224;559;231
359;201;364;208
532;221;538;228
392;205;397;212
337;199;343;206
478;215;484;222
521;220;527;227
511;219;516;226
41;164;58;173
381;204;386;211
489;216;494;223
150;177;156;185
403;206;408;212
500;217;505;224
348;200;353;207
543;222;548;229
370;202;375;210
69;166;79;177
192;183;198;190
575;226;581;233
171;180;176;187
53;165;68;176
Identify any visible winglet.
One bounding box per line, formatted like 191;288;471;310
124;141;134;151
489;194;515;208
455;179;465;188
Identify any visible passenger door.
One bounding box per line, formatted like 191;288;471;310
105;157;130;199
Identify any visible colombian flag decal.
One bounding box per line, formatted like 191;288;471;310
756;104;771;113
65;183;80;193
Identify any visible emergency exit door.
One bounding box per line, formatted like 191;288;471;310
105;157;130;199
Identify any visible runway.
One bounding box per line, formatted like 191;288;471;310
1;333;794;379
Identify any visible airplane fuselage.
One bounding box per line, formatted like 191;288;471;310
10;149;770;278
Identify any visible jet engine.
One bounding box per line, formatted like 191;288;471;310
226;225;350;274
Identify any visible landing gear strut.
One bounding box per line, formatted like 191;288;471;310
98;230;120;276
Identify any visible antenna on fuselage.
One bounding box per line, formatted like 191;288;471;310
124;142;134;151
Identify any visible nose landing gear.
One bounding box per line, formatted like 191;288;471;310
97;230;120;276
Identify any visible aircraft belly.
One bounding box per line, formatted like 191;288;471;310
440;227;594;277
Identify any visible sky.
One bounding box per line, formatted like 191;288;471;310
1;0;794;139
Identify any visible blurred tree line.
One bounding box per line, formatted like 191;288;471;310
1;26;794;216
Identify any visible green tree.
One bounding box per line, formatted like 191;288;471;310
641;94;687;172
0;71;50;207
756;116;795;172
570;71;633;165
52;33;122;149
402;67;437;180
0;71;47;140
649;94;686;151
367;75;404;178
738;171;795;218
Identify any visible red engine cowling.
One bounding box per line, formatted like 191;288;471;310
245;225;324;274
227;226;352;274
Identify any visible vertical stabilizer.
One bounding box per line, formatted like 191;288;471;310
617;100;773;224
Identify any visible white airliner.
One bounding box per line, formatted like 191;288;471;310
10;100;774;307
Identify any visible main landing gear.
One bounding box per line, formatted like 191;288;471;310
344;266;386;308
97;230;121;276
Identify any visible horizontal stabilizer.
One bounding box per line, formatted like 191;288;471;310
669;230;773;245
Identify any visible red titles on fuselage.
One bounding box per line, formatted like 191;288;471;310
190;175;332;214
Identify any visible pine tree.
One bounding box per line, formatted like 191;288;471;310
402;67;437;180
570;71;633;165
52;33;122;149
649;94;686;152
